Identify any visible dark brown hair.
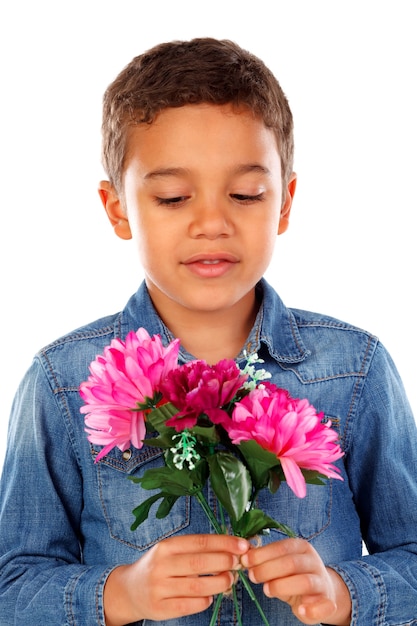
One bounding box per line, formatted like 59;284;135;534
102;38;294;193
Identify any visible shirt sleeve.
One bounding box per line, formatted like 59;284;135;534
330;341;417;625
0;358;115;625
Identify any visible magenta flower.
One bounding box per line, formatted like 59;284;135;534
80;328;180;461
160;359;247;431
225;383;344;498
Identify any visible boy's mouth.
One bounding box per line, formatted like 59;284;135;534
184;252;239;264
183;253;238;277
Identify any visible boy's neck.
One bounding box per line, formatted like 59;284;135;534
148;288;260;364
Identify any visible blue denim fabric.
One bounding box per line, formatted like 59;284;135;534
1;279;416;625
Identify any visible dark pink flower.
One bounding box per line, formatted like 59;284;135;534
160;359;247;431
225;383;344;498
80;328;180;460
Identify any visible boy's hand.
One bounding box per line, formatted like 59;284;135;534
104;534;250;626
240;537;352;626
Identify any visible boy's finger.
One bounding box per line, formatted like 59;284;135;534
297;597;337;624
163;550;242;577
161;534;250;557
241;537;307;568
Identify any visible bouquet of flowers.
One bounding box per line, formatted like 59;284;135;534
80;328;344;625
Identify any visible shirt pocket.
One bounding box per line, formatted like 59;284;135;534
95;444;190;551
256;478;332;540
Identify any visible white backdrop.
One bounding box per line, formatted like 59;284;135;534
1;1;416;471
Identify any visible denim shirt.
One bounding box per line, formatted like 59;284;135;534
1;279;416;626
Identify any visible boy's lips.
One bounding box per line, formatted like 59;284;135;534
182;253;239;278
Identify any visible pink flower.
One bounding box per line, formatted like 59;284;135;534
80;328;180;461
160;359;247;431
225;383;344;498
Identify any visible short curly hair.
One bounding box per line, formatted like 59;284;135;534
102;38;294;194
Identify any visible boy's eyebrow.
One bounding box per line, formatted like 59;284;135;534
144;167;189;180
234;164;271;176
144;164;271;180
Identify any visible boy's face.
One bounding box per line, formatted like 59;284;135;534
100;103;295;323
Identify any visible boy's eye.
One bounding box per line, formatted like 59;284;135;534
231;193;265;204
155;193;265;206
155;196;189;206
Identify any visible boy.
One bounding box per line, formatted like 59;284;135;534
0;38;416;626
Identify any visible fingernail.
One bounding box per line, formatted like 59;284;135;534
237;539;249;552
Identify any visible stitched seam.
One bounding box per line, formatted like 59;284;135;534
40;325;117;352
343;334;374;451
97;462;191;551
64;570;84;626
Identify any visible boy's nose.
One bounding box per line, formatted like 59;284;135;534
188;199;234;239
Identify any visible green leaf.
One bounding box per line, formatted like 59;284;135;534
143;403;180;449
162;454;209;491
301;469;327;485
131;493;164;530
233;509;297;539
131;492;182;530
268;466;284;493
192;424;219;445
144;435;171;449
146;403;179;433
189;458;209;488
238;440;281;489
129;465;195;495
156;494;180;519
208;452;252;522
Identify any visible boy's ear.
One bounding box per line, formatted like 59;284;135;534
278;172;297;235
98;180;132;240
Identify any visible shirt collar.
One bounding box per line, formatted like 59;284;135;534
118;278;309;365
255;278;310;364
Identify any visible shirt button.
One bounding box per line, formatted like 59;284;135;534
122;449;132;461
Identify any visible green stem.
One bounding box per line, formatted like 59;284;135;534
218;500;226;533
209;592;223;626
195;490;270;626
238;570;270;626
195;491;223;534
233;581;243;626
